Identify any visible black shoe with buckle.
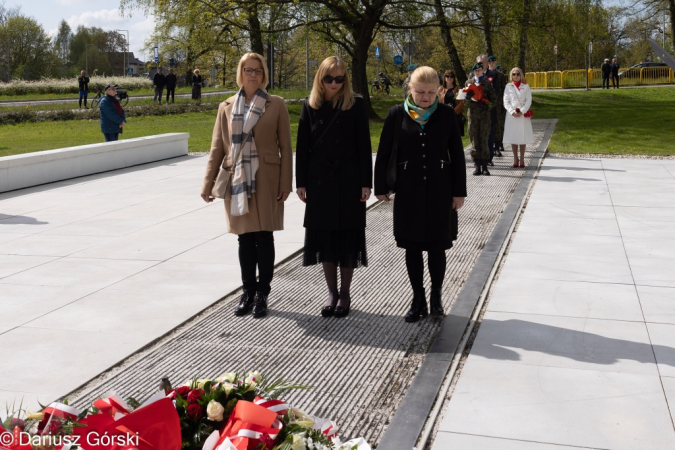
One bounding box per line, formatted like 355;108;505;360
321;292;339;317
252;292;268;318
234;291;255;316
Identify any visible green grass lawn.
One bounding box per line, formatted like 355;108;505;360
0;94;411;157
533;86;675;155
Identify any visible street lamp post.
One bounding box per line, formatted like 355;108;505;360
115;29;129;76
85;43;95;75
4;29;20;82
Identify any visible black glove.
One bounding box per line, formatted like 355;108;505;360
465;90;475;99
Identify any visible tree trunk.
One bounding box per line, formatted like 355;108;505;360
480;0;493;56
669;0;675;50
351;31;376;118
518;0;532;75
246;4;265;55
434;0;468;86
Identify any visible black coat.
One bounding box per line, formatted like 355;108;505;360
165;74;177;88
153;73;166;87
375;103;467;250
296;96;373;230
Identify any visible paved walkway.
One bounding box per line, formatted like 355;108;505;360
0;155;378;410
433;156;675;449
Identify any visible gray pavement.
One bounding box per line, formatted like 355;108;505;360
432;156;675;449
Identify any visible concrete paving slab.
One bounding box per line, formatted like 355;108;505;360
638;285;675;325
0;254;58;279
526;190;613;206
615;206;675;222
515;216;621;236
508;231;627;258
0;234;110;257
498;250;634;285
469;311;657;374
0;232;29;244
488;278;644;322
520;202;617;220
439;359;675;449
659;376;675;428
70;236;208;261
0;257;157;289
0;389;62;415
432;432;591;449
645;323;675;377
0;284;93;329
0;327;147;395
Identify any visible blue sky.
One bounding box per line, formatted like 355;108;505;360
11;0;154;60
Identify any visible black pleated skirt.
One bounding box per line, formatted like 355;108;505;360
303;228;368;268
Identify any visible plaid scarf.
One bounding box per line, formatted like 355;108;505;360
229;88;267;216
404;95;438;129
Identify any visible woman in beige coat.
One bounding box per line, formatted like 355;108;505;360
201;53;293;318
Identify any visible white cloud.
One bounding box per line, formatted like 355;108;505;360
66;9;126;30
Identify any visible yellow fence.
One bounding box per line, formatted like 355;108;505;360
526;67;674;89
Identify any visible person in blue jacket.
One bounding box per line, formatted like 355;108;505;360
99;84;126;142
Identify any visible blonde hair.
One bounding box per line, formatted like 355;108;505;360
308;56;355;111
236;53;269;88
194;68;200;75
410;66;440;89
510;67;526;83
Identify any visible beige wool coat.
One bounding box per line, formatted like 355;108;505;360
201;94;293;235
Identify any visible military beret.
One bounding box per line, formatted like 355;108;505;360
406;64;419;71
104;84;118;91
488;55;497;62
471;62;484;71
496;64;502;69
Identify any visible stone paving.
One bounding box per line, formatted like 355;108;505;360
432;156;675;449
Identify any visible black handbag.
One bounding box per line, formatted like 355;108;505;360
385;105;403;193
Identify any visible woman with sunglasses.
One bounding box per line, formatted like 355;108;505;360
296;56;373;318
503;67;534;168
438;69;465;136
201;53;293;319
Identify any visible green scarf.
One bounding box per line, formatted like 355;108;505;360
404;95;438;129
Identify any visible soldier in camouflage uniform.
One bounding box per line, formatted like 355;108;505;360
465;61;497;176
487;56;507;161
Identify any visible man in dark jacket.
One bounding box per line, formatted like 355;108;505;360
486;55;507;162
77;70;90;108
153;68;166;103
165;68;177;103
611;58;620;89
99;84;126;142
601;58;611;89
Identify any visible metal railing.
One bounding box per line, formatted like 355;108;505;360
525;67;674;89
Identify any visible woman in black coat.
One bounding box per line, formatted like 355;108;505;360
192;69;203;100
375;66;467;323
296;56;373;318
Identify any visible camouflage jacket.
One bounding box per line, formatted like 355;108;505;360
464;77;497;119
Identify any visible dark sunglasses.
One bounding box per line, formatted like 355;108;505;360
512;72;521;76
445;75;454;78
323;75;346;84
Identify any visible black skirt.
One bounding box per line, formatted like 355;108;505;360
303;228;368;268
395;208;459;251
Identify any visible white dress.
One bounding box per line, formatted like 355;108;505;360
502;83;535;145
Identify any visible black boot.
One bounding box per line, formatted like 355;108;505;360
496;143;503;157
487;159;494;166
472;162;482;176
404;289;428;323
482;161;490;176
234;291;255;316
252;292;268;318
430;288;444;316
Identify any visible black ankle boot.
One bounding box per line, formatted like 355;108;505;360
252;292;268;318
430;288;444;316
495;146;503;157
472;162;482;176
404;289;428;323
234;291;255;316
482;162;490;176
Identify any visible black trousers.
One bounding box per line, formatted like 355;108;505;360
602;76;610;89
238;231;275;295
166;87;175;103
612;75;619;88
154;86;164;102
405;249;447;292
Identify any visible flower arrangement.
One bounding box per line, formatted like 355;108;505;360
0;371;370;450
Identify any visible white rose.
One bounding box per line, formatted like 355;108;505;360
246;381;257;392
220;382;234;394
196;378;212;389
206;400;225;422
247;370;262;383
216;372;237;383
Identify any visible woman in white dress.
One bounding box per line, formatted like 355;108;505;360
503;67;534;168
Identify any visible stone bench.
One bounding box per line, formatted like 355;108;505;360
0;133;189;193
